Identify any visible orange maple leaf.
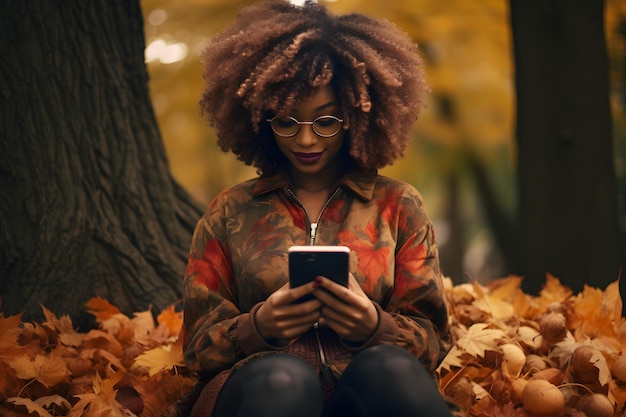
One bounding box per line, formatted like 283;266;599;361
157;305;183;338
85;297;121;323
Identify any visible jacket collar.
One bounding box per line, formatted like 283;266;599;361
252;166;378;201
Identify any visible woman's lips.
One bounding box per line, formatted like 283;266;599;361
293;151;323;165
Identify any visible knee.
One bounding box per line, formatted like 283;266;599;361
215;354;323;417
241;354;321;391
346;344;429;381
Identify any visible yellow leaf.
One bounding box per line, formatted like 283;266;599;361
6;397;53;417
455;323;505;358
472;280;516;321
9;347;70;388
131;339;185;376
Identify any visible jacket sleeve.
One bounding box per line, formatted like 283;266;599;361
384;222;451;373
181;201;278;375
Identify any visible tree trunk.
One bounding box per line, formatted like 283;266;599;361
0;0;203;329
509;0;622;294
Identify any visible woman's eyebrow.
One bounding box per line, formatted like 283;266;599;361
314;101;339;112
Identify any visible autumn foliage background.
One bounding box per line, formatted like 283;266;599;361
2;275;626;416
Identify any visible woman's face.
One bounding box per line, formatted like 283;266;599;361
271;85;346;180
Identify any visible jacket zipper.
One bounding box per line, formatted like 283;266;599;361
286;188;340;245
286;187;341;374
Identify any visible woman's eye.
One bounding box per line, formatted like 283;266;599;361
315;117;336;127
275;118;296;128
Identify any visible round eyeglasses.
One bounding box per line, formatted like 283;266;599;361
266;115;344;138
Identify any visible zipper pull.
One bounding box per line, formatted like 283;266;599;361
309;222;318;246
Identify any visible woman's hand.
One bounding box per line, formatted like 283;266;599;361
313;274;379;343
255;281;322;341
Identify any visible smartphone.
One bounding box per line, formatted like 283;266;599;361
288;245;350;302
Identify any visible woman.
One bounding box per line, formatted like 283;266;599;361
177;1;452;416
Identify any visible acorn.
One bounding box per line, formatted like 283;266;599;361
576;393;614;417
611;355;626;382
521;379;564;415
539;312;568;343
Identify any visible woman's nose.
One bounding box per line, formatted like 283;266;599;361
294;124;318;146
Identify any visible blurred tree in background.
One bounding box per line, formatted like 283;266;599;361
141;0;625;289
510;0;621;294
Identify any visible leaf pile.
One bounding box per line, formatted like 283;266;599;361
438;274;626;417
1;275;625;416
0;298;195;417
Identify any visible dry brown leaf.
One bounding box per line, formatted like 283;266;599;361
0;313;24;348
36;394;72;410
67;372;125;417
40;305;83;347
8;347;70;388
83;329;124;358
100;313;136;345
6;397;53;417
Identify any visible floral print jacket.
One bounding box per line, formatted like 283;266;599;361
182;167;450;379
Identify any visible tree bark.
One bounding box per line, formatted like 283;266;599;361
0;0;203;329
509;0;622;294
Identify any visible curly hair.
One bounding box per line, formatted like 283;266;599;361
199;0;427;174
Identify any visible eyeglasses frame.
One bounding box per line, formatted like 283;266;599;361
266;115;344;138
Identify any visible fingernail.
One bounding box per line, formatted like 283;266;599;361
313;276;323;288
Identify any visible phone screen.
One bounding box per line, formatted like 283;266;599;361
288;245;350;302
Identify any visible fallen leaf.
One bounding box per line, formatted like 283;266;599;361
472;279;517;320
85;297;122;323
6;397;53;417
40;305;82;347
157;305;183;338
0;312;24;348
36;394;72;410
456;323;505;358
9;347;70;388
67;372;125;417
131;339;185;377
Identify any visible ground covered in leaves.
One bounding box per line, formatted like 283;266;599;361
1;275;625;417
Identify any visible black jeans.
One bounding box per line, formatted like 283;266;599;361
212;344;452;417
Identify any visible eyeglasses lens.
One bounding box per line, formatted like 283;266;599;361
270;116;341;137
